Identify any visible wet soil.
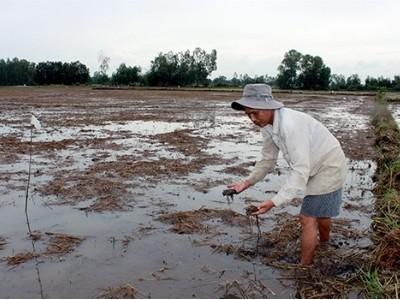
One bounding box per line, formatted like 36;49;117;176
0;86;377;298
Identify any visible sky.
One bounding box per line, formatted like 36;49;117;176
1;0;399;80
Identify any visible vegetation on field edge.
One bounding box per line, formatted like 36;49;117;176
361;91;400;298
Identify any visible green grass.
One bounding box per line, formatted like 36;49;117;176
391;158;400;173
361;269;384;298
361;269;400;298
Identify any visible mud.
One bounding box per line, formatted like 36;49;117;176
0;87;377;298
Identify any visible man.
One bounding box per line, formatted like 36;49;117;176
228;84;347;265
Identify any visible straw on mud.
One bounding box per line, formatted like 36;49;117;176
5;251;40;265
158;208;249;234
372;228;400;269
98;283;138;299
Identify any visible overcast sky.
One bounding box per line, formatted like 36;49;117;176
1;0;399;79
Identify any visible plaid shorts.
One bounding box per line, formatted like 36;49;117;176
300;188;343;218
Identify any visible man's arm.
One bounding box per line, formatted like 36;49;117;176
246;131;279;185
228;131;278;193
271;126;311;206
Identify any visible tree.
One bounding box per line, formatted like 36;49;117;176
277;50;332;90
346;74;362;91
376;76;393;90
0;58;35;85
92;71;110;84
230;72;241;87
189;48;217;86
329;74;347;90
111;63;141;85
178;50;192;86
63;61;90;85
92;54;111;84
33;61;63;85
147;51;179;86
33;61;89;85
392;76;400;91
146;48;217;87
276;49;302;89
298;55;331;90
264;74;276;87
211;75;229;87
98;54;110;76
364;76;379;91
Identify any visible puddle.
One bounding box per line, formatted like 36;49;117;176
389;102;400;127
0;88;376;298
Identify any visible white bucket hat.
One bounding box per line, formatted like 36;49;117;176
231;84;284;110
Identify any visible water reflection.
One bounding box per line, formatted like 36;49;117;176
24;209;44;299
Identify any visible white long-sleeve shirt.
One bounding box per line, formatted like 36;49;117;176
246;107;347;207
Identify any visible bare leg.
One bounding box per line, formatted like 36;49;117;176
299;214;317;265
317;217;331;243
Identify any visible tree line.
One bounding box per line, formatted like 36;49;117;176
0;58;89;85
91;47;217;87
1;48;399;91
210;50;400;91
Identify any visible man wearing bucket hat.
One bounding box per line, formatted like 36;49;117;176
228;83;347;265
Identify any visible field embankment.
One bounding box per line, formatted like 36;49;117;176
362;92;400;298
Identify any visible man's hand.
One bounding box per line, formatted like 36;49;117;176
227;180;251;194
253;200;275;215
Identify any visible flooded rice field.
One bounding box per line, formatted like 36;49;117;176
0;87;377;298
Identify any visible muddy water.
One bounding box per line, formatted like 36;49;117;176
0;88;376;298
389;102;400;127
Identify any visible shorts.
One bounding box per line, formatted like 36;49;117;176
300;188;343;218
